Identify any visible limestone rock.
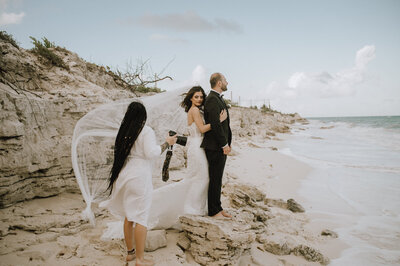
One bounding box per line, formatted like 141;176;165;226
0;221;9;237
287;199;305;213
264;198;287;209
177;232;191;250
260;233;297;255
177;182;331;265
228;107;306;139
292;245;330;265
224;182;266;207
321;229;338;238
0;40;135;207
179;215;256;265
259;233;330;265
145;230;167;252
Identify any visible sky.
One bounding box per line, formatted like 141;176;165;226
1;0;399;117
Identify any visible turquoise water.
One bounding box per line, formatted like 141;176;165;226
308;116;400;130
282;116;400;266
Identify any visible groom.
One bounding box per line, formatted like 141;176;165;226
201;73;232;218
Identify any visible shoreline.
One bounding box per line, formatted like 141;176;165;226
282;119;400;266
0;130;347;265
226;133;348;263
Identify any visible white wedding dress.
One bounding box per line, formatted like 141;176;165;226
148;121;209;229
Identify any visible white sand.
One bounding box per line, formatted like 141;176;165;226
0;133;346;265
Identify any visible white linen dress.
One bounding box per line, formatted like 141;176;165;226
100;126;161;227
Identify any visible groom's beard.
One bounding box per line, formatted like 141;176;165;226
221;85;228;91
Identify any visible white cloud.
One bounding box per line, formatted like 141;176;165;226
138;11;242;33
0;11;25;26
255;45;378;116
149;33;188;44
355;45;376;69
191;65;207;87
263;45;376;100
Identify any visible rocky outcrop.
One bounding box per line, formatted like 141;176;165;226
0;40;134;207
144;230;167;251
258;233;329;264
179;215;256;265
0;193;91;256
265;198;306;213
229;107;306;139
321;229;339;238
287;198;306;213
179;183;329;265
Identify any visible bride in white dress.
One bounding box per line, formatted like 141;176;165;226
147;86;227;229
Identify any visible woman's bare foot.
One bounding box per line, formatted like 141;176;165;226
126;248;135;262
126;254;135;262
211;211;226;219
221;210;232;218
135;257;154;266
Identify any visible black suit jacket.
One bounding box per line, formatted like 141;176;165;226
201;90;232;150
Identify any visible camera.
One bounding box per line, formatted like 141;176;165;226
169;130;187;146
162;130;187;182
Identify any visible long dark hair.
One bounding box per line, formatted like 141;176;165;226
106;101;147;194
180;86;207;112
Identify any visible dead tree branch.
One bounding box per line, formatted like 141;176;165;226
116;58;174;92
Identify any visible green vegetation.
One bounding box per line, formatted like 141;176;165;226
29;36;69;70
259;103;296;116
41;37;55;48
134;85;165;93
0;31;19;49
261;103;277;113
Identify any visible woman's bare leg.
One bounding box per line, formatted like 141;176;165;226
134;223;154;265
124;218;135;261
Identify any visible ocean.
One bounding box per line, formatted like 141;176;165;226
282;116;400;266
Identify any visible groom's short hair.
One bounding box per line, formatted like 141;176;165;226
210;73;223;89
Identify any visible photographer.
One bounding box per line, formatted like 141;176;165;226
101;101;176;265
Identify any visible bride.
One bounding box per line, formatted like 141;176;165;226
147;86;227;229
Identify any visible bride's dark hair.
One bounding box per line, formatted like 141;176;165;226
180;86;207;112
106;101;147;194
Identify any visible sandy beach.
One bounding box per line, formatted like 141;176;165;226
0;130;346;265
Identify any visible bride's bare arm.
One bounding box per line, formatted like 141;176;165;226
191;107;226;133
191;107;211;133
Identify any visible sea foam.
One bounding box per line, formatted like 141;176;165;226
282;117;400;266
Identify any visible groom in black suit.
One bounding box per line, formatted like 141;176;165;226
201;73;232;218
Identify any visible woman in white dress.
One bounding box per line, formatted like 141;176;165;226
181;86;227;214
101;102;177;265
148;86;227;229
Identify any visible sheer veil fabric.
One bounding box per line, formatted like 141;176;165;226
71;87;188;225
72;87;210;238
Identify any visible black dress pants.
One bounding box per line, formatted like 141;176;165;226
205;149;227;216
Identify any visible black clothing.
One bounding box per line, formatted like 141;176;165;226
201;90;232;216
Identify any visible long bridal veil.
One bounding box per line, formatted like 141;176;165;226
71;87;189;226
